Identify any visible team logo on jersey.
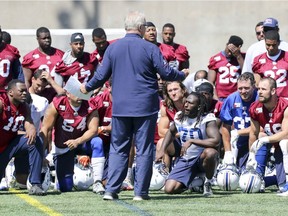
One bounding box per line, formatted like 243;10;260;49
214;56;221;61
59;105;66;111
103;101;109;107
256;107;263;113
103;117;111;123
259;58;266;64
33;54;40;59
234;103;241;108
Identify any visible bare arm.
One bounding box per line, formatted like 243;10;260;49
155;122;178;161
249;118;260;150
158;105;171;138
39;103;58;151
208;69;218;99
222;123;232;151
254;73;261;88
41;71;66;95
23;67;33;88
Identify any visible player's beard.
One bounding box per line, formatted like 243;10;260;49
259;94;271;104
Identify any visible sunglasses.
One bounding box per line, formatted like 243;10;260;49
256;31;263;35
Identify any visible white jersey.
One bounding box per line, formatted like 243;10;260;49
242;39;288;73
30;93;49;133
174;111;216;160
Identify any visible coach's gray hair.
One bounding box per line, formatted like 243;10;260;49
124;11;146;31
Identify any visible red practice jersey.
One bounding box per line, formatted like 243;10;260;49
208;51;245;98
89;89;112;145
54;52;98;84
0;44;21;89
53;95;94;148
0;92;27;153
159;43;190;70
249;97;288;145
252;50;288;98
22;47;64;75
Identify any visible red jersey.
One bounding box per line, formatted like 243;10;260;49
90;40;116;64
89;89;112;127
22;47;64;75
208;51;245;98
162;101;178;122
54;52;98;84
89;90;112;145
252;50;288;98
211;99;223;118
0;92;27;153
0;43;21;89
159;43;190;70
53;95;94;148
249;97;288;145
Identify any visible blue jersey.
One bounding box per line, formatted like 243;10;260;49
220;89;258;147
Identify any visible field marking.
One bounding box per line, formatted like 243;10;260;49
9;189;62;216
116;200;153;216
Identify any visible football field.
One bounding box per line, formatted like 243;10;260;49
1;186;288;216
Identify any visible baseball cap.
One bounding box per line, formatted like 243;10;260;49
263;17;278;28
71;32;84;43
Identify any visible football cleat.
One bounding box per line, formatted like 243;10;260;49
27;166;51;193
93;180;105;195
203;182;213;197
121;178;134;191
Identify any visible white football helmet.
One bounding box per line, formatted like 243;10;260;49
216;164;240;191
27;166;51;192
239;169;263;193
73;163;93;190
149;162;169;190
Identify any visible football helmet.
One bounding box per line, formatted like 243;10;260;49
73;163;93;190
27;166;51;192
239;169;263;193
216;163;240;191
149;162;169;190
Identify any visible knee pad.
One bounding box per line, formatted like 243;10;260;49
58;174;73;192
279;140;288;154
90;137;104;157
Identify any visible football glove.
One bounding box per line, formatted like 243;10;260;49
246;152;257;171
223;151;235;165
250;137;269;154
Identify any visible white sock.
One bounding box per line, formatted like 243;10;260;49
91;157;105;182
126;168;132;180
204;177;212;184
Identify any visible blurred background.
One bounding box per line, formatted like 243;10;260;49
1;0;288;73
